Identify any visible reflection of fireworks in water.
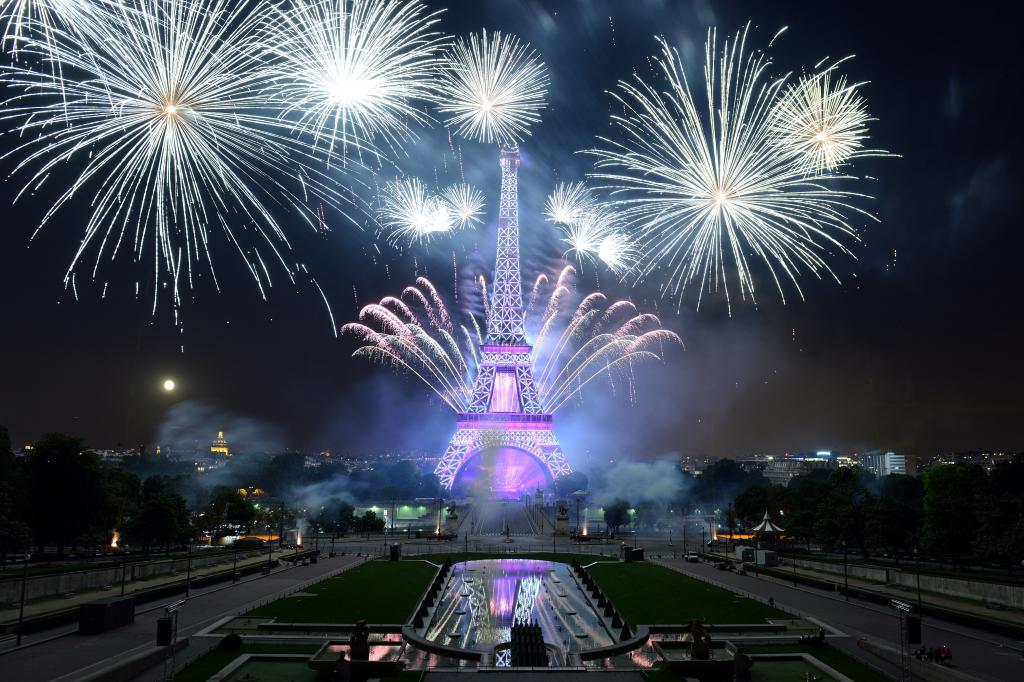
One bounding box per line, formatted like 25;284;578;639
342;266;681;413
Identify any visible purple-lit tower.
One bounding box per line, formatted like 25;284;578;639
434;146;572;492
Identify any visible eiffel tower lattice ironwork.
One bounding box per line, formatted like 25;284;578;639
434;145;572;490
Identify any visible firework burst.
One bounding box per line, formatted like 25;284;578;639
343;269;680;413
379;177;452;244
261;0;446;159
772;64;886;175
1;0;360;309
544;182;635;274
378;178;486;243
440;183;486;229
589;25;879;310
436;29;549;144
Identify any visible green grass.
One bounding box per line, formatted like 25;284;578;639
245;560;437;623
588;562;789;625
174;643;319;682
741;644;890;682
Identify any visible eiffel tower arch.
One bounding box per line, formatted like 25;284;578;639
435;146;572;492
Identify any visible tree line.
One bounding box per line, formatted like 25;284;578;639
0;427;433;559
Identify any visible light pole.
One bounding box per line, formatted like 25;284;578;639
914;547;923;618
16;555;29;646
841;541;849;602
184;540;193;599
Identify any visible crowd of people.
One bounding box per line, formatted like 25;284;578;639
914;644;953;664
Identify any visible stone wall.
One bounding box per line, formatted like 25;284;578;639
795;558;1024;609
1;550;264;604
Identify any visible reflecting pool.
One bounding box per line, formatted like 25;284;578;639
424;559;615;663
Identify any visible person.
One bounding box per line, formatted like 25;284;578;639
768;597;775;608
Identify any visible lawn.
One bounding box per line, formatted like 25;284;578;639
741;643;891;682
174;644;320;682
245;560;437;623
588;562;788;624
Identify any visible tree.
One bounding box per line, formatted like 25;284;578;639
128;488;192;553
603;499;631;535
553;471;589;498
24;434;107;556
922;464;986;567
354;510;385;535
724;503;737;551
866;475;922;560
785;475;827;551
813;467;875;556
734;484;786;528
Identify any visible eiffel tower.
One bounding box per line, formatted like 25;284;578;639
434;145;572;491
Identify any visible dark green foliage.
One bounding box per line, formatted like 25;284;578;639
602;498;631;534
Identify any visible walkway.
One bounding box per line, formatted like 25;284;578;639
654;557;1024;682
0;554;366;681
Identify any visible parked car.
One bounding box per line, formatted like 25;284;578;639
684;552;699;563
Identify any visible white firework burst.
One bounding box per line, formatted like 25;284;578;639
773;65;882;174
0;0;360;310
261;0;446;158
589;25;877;310
440;183;485;229
379;177;453;243
544;181;595;226
436;29;549;144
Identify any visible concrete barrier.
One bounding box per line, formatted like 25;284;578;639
794;558;1024;609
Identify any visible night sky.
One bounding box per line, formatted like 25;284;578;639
1;0;1021;463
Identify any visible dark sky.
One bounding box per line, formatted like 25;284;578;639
1;0;1022;463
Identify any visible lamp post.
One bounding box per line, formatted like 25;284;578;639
184;540;193;599
841;541;849;602
914;547;923;618
16;555;29;646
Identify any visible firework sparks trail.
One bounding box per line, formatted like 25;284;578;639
261;0;446;159
544;183;636;274
1;0;364;310
587;24;881;311
342;270;680;413
436;29;549;144
1;0;100;53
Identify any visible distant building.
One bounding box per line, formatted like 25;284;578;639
763;451;835;487
211;431;231;458
859;451;910;478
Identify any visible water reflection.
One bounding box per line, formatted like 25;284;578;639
425;559;615;662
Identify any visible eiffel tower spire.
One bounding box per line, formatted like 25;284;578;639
487;144;527;345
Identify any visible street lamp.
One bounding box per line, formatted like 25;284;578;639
914;547;923;618
841;541;849;602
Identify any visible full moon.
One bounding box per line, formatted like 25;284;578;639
162;378;176;392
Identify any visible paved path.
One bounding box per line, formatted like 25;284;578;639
0;554;366;682
654;557;1024;682
0;550;270;626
